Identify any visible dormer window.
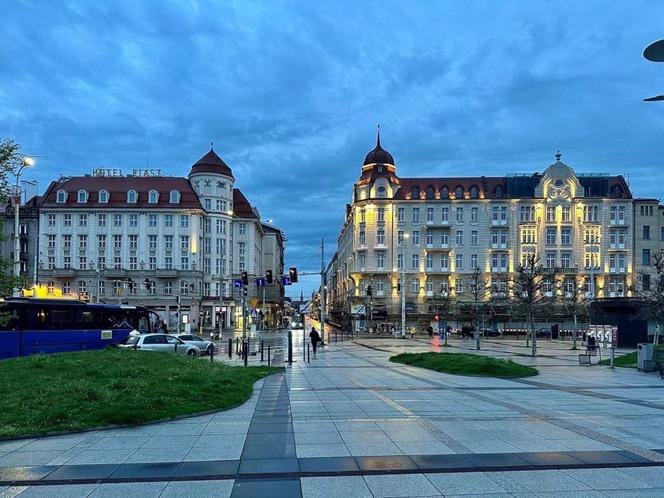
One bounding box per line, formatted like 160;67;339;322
426;185;435;200
98;190;109;203
77;190;88;203
411;186;420;200
170;190;180;204
127;190;138;204
148;190;159;203
440;186;449;199
377;186;386;198
56;190;67;203
469;185;479;199
494;185;504;198
455;186;464;199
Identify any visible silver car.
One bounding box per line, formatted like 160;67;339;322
174;333;216;355
119;334;201;356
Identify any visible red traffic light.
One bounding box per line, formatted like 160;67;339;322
434;314;440;322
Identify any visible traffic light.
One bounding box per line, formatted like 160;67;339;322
241;271;249;286
366;285;373;297
266;270;273;284
289;267;298;283
434;314;440;322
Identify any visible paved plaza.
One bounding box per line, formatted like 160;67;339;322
2;331;664;497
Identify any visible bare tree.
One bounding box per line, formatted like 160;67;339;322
512;253;547;357
558;273;591;350
430;289;455;346
463;267;491;350
636;250;664;345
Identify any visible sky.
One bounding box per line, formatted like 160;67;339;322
2;0;664;297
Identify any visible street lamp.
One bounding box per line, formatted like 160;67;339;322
400;233;410;338
12;156;34;295
643;38;664;101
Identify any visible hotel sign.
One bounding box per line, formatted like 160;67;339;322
92;168;163;177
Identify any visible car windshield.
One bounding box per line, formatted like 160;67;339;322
123;336;140;345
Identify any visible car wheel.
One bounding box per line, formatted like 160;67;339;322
187;349;199;357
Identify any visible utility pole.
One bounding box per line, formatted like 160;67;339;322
320;238;326;344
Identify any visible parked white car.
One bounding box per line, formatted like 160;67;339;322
119;334;201;356
174;334;215;355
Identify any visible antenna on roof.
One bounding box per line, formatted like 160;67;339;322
210;141;214;151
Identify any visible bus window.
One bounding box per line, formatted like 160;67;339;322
0;304;22;331
74;309;99;329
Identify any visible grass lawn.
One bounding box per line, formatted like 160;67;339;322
598;351;638;368
390;352;539;378
0;349;282;438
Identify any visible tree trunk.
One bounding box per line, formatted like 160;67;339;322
529;306;537;357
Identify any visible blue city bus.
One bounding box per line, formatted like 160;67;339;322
0;298;154;359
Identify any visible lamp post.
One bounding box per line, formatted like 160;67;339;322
12;156;34;295
400;233;410;338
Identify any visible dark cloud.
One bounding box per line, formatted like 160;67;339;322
2;0;664;297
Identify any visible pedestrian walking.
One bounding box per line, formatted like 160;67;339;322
427;324;433;339
309;327;321;356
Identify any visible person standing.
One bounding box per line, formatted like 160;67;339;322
427;324;434;339
309;327;321;356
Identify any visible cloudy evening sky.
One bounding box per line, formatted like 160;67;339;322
2;0;664;297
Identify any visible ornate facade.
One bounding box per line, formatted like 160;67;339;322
327;134;636;325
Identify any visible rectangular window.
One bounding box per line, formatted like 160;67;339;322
358;253;366;270
164;235;173;251
397;207;405;222
397;230;404;244
410;280;419;293
643;225;651;240
359;227;366;245
47;234;56;249
164;256;172;270
239;222;246;235
546;227;556;245
129;235;138;251
180;215;189;228
412;208;420;223
79;256;87;270
411;254;419;269
426;233;433;245
113;235;122;250
149;257;156;270
180;235;189;251
441;207;449;222
64;214;72;227
441;232;449;246
63;234;71;250
204;199;211;211
562;206;571;222
378;208;385;222
546;251;556;268
129;214;138;227
148;214;157;227
47;214;56;227
584;205;599;222
470;253;478;269
79;214;87;227
426;254;433;269
164;281;172;295
376;228;385;245
114;256;121;269
129;256;137;270
148;235;157;251
412;230;419;245
113;214;122;227
455;230;463;245
180;257;189;270
561;227;571;245
426;207;433;222
455;253;463;270
546;206;555;222
376;252;385;269
471;207;478;222
561;251;571;268
78;235;87;251
470;230;478;246
456;207;464;223
520;206;535;222
397;253;404;269
97;234;106;251
643;248;651;266
441;254;449;271
165;215;173;227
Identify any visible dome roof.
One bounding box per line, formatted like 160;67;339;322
189;147;234;179
363;132;395;166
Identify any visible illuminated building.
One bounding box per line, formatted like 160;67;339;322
327;134;635;326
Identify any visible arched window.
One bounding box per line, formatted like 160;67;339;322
411;186;420;200
494;185;504;198
127;190;138;203
77;190;88;203
469;185;479;199
377;186;386;197
611;184;622;197
440;186;449;199
56;190;67;203
148;190;159;203
170;190;180;204
98;190;109;203
454;186;464;199
426;185;435;200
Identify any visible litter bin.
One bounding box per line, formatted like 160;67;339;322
638;343;654;371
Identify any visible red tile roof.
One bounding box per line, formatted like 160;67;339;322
41;176;203;209
189;149;234;179
232;189;258;219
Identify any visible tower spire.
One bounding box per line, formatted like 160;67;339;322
376;124;381;148
210;141;214;151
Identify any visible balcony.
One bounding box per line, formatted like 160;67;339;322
425;245;450;252
156;269;178;278
609;266;626;274
424;220;450;228
49;268;76;278
608;243;626;250
609;218;626;226
491;243;509;250
491;267;508;273
491;219;509;226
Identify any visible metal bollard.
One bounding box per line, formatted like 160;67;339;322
243;340;248;366
307;342;310;363
288;330;293;365
260;340;264;362
228;337;232;359
267;345;271;367
236;337;239;355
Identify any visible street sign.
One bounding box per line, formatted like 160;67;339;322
256;277;266;287
234;279;243;288
282;276;292;285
